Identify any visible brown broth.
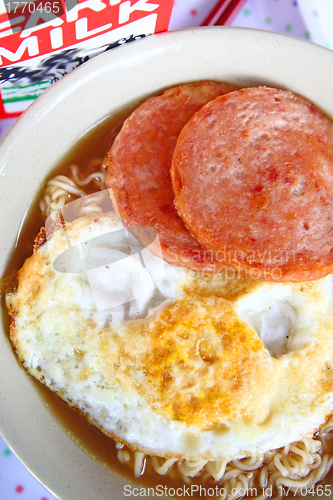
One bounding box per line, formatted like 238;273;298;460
2;102;333;500
0;111;126;296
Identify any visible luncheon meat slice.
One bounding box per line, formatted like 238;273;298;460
170;86;333;282
105;81;237;272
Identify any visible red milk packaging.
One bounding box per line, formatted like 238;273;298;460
0;0;174;118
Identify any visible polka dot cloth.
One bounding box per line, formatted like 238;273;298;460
0;118;16;142
168;0;332;48
239;0;311;39
1;0;332;496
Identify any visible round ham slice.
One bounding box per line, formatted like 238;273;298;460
105;81;237;272
170;86;333;282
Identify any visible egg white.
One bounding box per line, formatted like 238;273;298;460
7;211;333;461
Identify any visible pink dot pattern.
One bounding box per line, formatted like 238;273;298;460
0;438;55;499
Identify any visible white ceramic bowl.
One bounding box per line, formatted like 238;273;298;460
1;27;333;500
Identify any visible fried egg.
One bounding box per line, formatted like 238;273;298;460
7;211;333;461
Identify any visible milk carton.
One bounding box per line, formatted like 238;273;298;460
0;0;174;117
